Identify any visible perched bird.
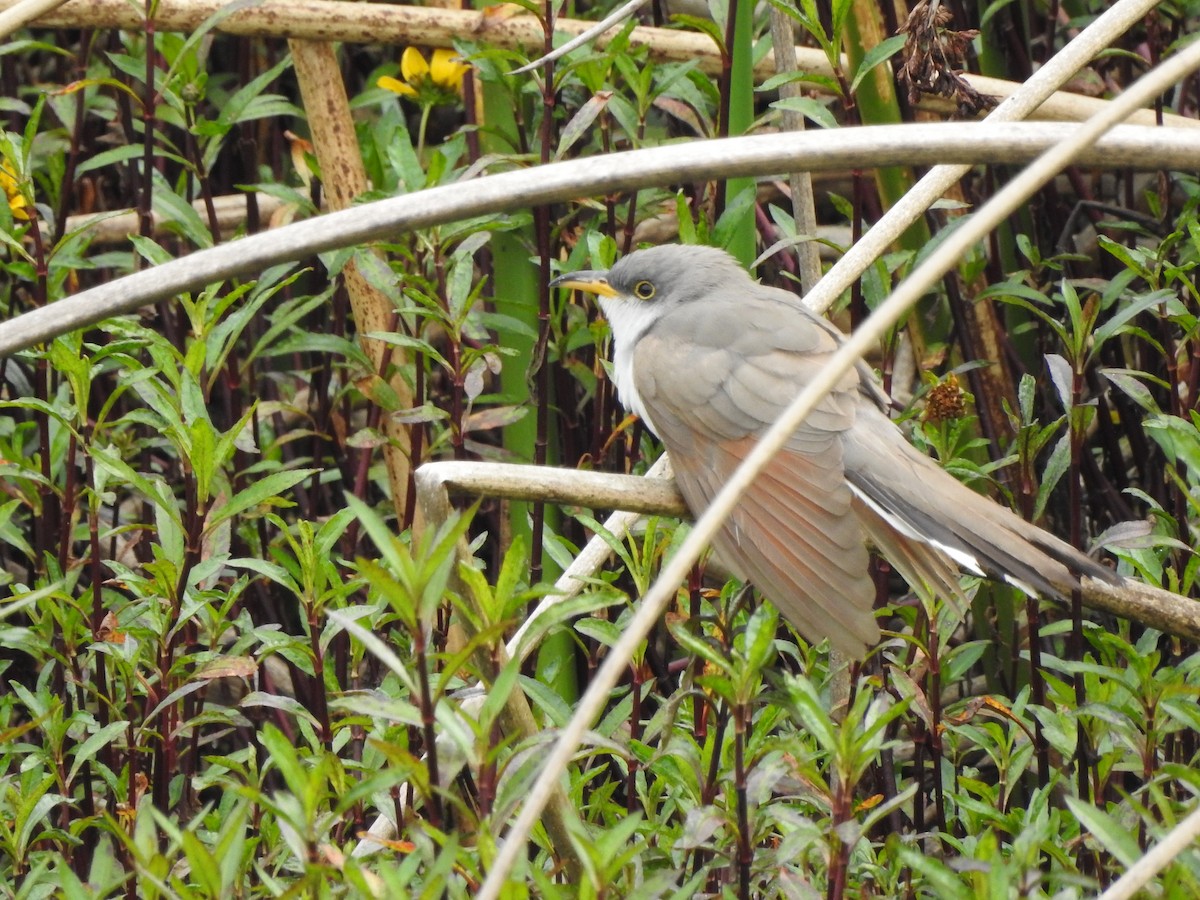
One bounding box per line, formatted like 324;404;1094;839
551;244;1117;658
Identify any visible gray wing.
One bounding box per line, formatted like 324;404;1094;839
632;293;881;657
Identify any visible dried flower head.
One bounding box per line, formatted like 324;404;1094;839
922;373;968;424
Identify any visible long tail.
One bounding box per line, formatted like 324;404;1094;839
845;406;1118;599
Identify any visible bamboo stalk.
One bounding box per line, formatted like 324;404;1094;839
288;39;421;527
4;122;1200;359
6;0;1196;128
49;192;286;246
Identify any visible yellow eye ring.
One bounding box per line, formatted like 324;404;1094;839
633;280;656;300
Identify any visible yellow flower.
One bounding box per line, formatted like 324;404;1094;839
0;157;29;221
378;47;468;104
428;48;469;91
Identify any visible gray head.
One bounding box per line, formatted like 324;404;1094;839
550;244;755;425
550;244;750;309
604;245;750;304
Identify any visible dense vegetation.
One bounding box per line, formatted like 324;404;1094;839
2;0;1200;896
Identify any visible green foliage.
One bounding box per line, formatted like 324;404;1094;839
3;2;1200;897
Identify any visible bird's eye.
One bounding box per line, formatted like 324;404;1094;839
633;280;656;300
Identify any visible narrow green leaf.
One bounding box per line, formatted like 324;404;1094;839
768;97;835;130
189;416;217;507
783;674;838;752
668;619;730;674
327;610;420;696
742;602;778;672
555;90;612;161
206;468;318;530
257;723;309;798
477;655;523;732
1102;368;1164;413
667;14;725;48
151;169;214;249
180;830;223;896
850;35;907;94
1066;797;1141;867
1034;432;1072;521
67;721;128;786
518;674;573;727
1093;288;1173;350
241;693;321;731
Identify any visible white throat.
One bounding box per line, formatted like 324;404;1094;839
598;296;661;434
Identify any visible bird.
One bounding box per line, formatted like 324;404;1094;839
550;243;1118;658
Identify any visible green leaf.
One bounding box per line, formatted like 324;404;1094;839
574;617;622;648
893;844;973;900
1065;797;1141;867
180;830;223;896
257;722;310;797
1102;368;1163;414
712;185;758;252
1098;234;1154;281
216;57;293;132
206;468;318;530
477;654;523;732
416;508;473;621
1034;433;1072;521
189;416;217;506
129;233;176;267
240;692;321;730
1144;415;1200;476
0;397;79;434
850;35;907;94
67;721;128;786
1093;288;1172;350
511;590;624;663
74;144;145;178
227;556;300;593
327;610;420;696
768;97;835;130
668;14;725;48
742;601;778;672
668;619;730;674
386;116;425;193
90;445;184;528
555;90;611;161
315;506;357;561
16;778;65;858
758;71;840;94
675;191;698;245
782;673;838;753
345;493;411;574
151;169;213;248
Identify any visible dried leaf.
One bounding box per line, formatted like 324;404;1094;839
196;657;258;680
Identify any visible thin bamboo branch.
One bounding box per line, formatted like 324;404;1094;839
1097;802;1200;900
412;461;584;878
0;0;68;37
415;460;686;520
474;29;1200;899
354;456;678;857
288;39;420;526
49;192;287;246
415;463;1200;643
509;0;653;75
801;0;1165;317
345;453;1193;860
767;6;821;294
5;0;1195;129
5;122;1200;358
